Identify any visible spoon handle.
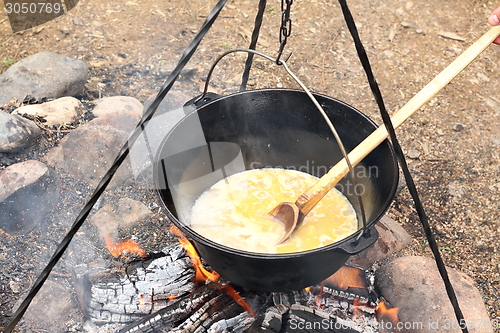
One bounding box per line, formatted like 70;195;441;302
296;25;500;215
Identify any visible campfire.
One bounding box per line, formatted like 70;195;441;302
79;223;399;333
4;2;495;331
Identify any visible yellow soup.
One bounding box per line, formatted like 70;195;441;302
190;168;358;254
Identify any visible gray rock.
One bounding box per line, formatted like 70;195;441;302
483;97;500;113
128;91;192;188
90;197;150;237
43;122;133;189
9;280;23;293
92;96;144;118
447;182;465;201
0;160;60;235
73;17;85;26
12;96;84;126
490;135;500;145
0;51;88;105
0;111;41;153
453;123;466;132
375;256;494;333
17;280;82;333
89;110;141;134
407;149;421;159
143;90;192;115
347;215;413;269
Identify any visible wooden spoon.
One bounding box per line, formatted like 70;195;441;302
269;26;500;244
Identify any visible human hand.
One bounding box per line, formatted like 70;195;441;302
489;7;500;44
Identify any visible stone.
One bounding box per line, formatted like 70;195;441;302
89;110;141;134
143;90;192;116
9;280;23;293
73;17;84;26
0;160;60;235
490;135;500;145
92;96;144;118
90;197;150;236
375;256;494;333
128;91;192;187
347;215;413;269
0;51;88;105
89;197;151;260
12;96;84;126
477;73;490;83
483;97;500;113
407;149;421;159
17;280;82;333
0;111;41;153
447;182;465;201
43;122;133;189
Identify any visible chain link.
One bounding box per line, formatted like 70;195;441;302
276;0;292;64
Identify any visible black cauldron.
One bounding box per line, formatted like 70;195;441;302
155;89;398;291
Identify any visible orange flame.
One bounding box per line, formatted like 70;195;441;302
169;225;220;283
168;295;179;301
179;236;221;283
139;294;146;305
169;225;256;317
210;282;256;317
103;234;147;259
376;301;399;324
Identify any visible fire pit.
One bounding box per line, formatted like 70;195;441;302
79;240;399;333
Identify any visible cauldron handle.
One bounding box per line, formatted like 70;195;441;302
183;92;222;114
337;224;379;255
192;48;370;235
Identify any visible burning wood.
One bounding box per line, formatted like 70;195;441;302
117;286;252;333
80;243;397;332
83;246;195;324
77;225;398;332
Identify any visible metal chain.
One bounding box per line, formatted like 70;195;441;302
276;0;292;64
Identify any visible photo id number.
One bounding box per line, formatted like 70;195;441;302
5;2;62;15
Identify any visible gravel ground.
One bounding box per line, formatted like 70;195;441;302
1;0;499;329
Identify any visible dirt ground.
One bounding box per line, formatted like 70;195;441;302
1;0;499;328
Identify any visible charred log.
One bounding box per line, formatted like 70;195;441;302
251;304;289;332
76;243;384;333
82;245;195;324
117;286;253;333
308;285;375;317
270;290;309;306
